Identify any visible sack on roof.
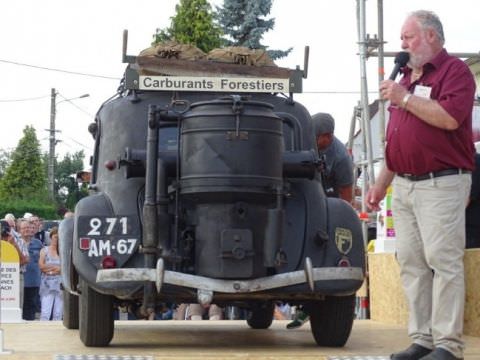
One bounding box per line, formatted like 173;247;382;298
207;46;276;67
139;41;206;61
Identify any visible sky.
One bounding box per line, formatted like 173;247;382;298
1;0;479;168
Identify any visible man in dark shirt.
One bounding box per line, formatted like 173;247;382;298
313;112;354;203
366;10;475;360
466;151;480;248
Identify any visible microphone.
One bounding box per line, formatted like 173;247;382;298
389;51;410;80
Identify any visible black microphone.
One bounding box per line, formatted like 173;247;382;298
389;51;410;80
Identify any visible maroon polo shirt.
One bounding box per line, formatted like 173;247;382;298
386;49;476;175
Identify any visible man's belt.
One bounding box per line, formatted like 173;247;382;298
397;168;471;182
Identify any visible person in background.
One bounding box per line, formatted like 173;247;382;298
367;10;475;360
38;226;62;320
186;303;223;320
4;213;20;240
465;143;480;248
287;112;354;330
63;211;75;219
31;215;50;246
313;112;354;203
1;219;29;309
20;219;43;320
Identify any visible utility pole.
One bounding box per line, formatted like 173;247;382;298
46;89;90;200
48;88;57;200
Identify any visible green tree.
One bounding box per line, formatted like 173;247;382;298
42;150;87;208
0;126;48;201
152;0;224;53
0;149;11;179
56;151;88;209
216;0;292;60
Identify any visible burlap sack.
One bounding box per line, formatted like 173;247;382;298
207;46;275;66
139;41;206;60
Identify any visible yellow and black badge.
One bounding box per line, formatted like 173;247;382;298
335;227;353;255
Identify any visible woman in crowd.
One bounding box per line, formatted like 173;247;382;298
38;226;63;320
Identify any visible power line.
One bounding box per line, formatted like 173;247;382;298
0;58;121;80
57;94;94;117
303;90;380;94
61;136;93;151
0;94;50;102
0;58;381;95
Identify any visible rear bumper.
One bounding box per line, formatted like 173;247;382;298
97;257;363;303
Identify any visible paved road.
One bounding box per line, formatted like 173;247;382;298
1;320;480;359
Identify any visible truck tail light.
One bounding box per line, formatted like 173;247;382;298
337;257;351;267
102;255;117;269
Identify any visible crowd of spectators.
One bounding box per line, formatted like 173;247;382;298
1;212;61;321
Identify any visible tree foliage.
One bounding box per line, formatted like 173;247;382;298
0;126;48;202
0;149;11;179
55;151;88;209
152;0;224;53
216;0;292;60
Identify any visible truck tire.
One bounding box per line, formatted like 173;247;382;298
246;302;274;329
62;290;79;329
79;279;114;346
308;295;356;347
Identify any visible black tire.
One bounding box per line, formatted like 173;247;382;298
62;290;79;329
308;295;356;347
246;302;274;329
79;279;114;347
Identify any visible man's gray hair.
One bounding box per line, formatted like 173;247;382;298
410;10;445;45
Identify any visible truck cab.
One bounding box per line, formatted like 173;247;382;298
59;34;365;347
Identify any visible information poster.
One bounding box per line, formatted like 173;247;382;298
1;240;22;322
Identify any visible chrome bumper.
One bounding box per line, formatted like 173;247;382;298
96;257;363;303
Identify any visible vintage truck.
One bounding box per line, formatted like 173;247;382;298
59;32;365;347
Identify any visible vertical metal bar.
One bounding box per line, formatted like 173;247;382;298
377;0;386;164
48;88;56;200
142;105;159;316
357;0;375;187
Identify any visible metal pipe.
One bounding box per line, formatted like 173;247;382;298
369;51;480;59
142;104;160;316
264;186;285;267
275;112;303;150
356;0;375;186
377;0;386;163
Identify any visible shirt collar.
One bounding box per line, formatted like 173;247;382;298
425;48;448;70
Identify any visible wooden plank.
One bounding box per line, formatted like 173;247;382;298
368;250;480;337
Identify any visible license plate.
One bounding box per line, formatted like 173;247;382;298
77;216;141;259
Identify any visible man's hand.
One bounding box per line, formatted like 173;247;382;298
365;185;386;212
379;79;408;107
364;167;394;211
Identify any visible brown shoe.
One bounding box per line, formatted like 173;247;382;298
419;348;463;360
391;344;432;360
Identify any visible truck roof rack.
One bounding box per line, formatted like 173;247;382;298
122;30;308;94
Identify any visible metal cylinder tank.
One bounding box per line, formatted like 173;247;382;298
180;96;284;202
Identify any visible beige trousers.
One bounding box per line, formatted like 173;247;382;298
392;174;471;358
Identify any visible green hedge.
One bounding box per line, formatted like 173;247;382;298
0;199;58;220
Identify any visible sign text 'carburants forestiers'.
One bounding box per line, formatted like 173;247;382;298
139;76;289;93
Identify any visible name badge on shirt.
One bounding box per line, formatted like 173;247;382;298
414;85;432;99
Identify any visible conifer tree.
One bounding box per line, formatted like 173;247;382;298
152;0;223;53
0;126;48;201
216;0;292;60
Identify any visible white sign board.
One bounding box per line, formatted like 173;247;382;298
1;240;22;322
139;75;290;93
